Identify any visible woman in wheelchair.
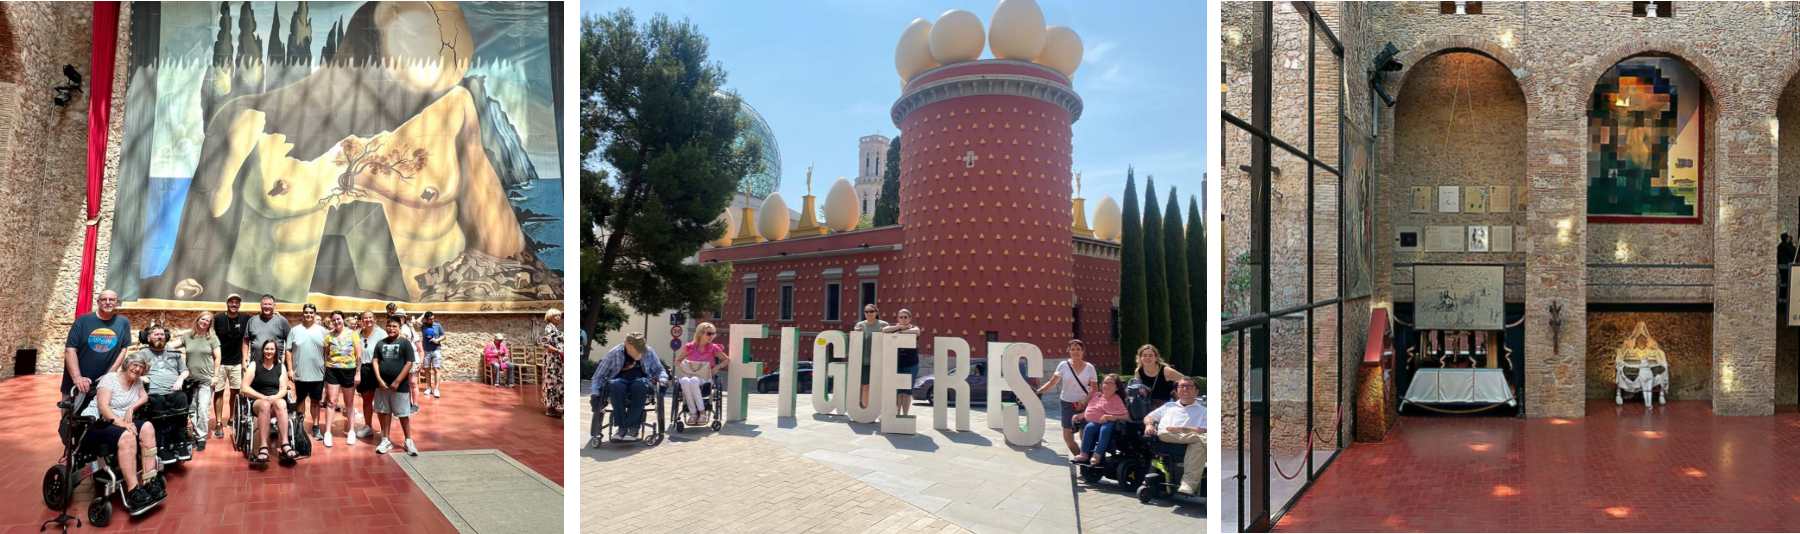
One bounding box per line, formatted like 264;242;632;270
673;323;726;427
589;332;665;445
1071;374;1130;466
241;340;296;464
80;352;161;511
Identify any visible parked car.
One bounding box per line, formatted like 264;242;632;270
911;358;1040;406
755;361;835;394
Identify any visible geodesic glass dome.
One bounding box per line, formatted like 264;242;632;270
729;95;781;200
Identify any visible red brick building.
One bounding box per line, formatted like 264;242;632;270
697;59;1122;372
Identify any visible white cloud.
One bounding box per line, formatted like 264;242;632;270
1084;41;1118;65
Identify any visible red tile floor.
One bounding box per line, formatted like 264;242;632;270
1273;400;1800;532
0;374;561;534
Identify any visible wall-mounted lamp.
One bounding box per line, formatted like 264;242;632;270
52;65;82;107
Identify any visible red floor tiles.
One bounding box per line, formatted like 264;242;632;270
1272;400;1800;532
0;374;561;533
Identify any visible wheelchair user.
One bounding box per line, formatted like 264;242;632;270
81;352;161;507
1142;377;1205;496
589;332;665;446
1071;373;1131;466
241;339;296;464
136;326;194;465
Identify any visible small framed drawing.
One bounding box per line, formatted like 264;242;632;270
1424;225;1465;252
1489;185;1512;213
1397;226;1421;252
1462;186;1488;213
1467;225;1491;252
1438;185;1461;213
1490;225;1514;252
1411;187;1432;213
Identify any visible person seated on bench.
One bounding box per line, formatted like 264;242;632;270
1143;377;1205;496
590;332;665;445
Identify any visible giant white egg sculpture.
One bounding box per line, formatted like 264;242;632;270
825;178;862;232
896;18;939;82
1093;195;1121;242
989;0;1047;60
929;9;985;64
1036;25;1084;79
759;193;791;241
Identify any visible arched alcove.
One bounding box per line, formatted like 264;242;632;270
1774;69;1800;405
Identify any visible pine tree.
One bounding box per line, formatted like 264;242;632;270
1186;195;1206;376
873;137;901;226
1163;187;1193;375
268;8;287;67
582;10;759;334
1120;169;1149;373
288;2;313;67
1143;176;1171;365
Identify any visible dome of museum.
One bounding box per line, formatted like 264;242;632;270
723;92;782;200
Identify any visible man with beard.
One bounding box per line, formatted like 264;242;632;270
212;294;250;438
64;290;131;397
285;304;328;447
137;326;191;464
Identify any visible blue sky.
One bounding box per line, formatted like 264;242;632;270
581;0;1206;210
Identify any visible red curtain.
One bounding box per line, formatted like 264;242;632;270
78;1;120;316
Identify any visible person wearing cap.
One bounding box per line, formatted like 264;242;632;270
590;332;664;445
540;309;565;417
212;293;250;438
484;333;512;386
420;311;446;398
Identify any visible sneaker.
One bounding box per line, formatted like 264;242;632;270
323;432;334;448
213;428;223;440
375;438;392;454
1177;482;1199;496
177;443;192;461
158;448;177;465
356;426;373;439
346;431;358;446
195;439;207;452
405;438;418;456
312;426;322;441
611;429;627;442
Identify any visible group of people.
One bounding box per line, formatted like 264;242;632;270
1035;343;1205;496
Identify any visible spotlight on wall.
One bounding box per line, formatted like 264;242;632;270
1369;43;1403;108
52;65;83;107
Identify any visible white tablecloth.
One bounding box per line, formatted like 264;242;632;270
1403;368;1515;408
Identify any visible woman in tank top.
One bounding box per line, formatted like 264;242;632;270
1133;344;1187;404
241;340;294;464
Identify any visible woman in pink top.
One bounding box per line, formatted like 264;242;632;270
1071;374;1130;465
674;322;728;425
483;334;512;386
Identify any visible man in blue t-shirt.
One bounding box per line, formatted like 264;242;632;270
63;290;132;396
420;312;445;399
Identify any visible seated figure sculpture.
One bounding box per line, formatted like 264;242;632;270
1613;321;1670;406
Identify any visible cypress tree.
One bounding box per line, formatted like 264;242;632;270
1143;177;1171;366
1164;187;1193;375
1120;169;1149;372
873;137;902;226
1187;195;1206;376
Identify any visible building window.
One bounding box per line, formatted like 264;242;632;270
861;281;878;308
824;282;842;321
1632;1;1671;17
1072;305;1082;340
712;308;722;320
780;284;795;321
1438;1;1482;14
1110;305;1120;342
742;286;757;320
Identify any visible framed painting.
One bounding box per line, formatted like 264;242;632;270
1588;56;1704;224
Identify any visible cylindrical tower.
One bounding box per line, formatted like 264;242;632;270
856;134;890;215
891;59;1083;356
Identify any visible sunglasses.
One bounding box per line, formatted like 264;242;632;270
703;332;715;337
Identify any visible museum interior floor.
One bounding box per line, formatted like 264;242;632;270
1271;400;1800;532
0;374;561;533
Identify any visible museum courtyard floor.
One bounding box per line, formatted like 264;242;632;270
582;385;1205;534
0;374;562;534
1261;400;1800;532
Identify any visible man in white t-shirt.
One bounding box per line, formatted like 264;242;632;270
1143;376;1204;495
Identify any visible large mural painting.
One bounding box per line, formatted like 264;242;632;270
1587;56;1704;224
107;1;562;308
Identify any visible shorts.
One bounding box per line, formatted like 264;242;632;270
1059;401;1079;429
79;422;127;456
357;364;379;393
324;367;357;387
373;390;416;417
219;364;244;391
294;380;324;405
422;350;442;369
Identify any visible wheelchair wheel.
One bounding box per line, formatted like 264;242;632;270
88;499;111;527
42;465;70;510
1137;484;1157;504
1115;459;1143;491
710;418;722;431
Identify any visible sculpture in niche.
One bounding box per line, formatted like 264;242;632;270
1613;321;1670;406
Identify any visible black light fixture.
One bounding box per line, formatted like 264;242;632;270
52;64;83;107
1369;43;1403;107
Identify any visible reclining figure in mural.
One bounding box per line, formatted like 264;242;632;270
156;1;547;303
1613;321;1670;406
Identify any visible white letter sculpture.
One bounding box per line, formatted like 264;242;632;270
725;323;767;423
812;330;848;416
846;331;884;424
877;333;918;434
999;343;1046;447
986;342;1014;431
932;336;973;432
777;327;800;419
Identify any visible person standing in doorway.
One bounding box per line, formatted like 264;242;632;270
212;294;249;439
420;312;446;398
1035;338;1097;456
64;289;131;398
285;304;327;448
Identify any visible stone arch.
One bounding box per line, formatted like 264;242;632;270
1580;42;1730;116
1391;35;1529;100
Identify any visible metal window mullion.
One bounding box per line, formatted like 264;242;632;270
1303;10;1317;484
1247;2;1276;531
